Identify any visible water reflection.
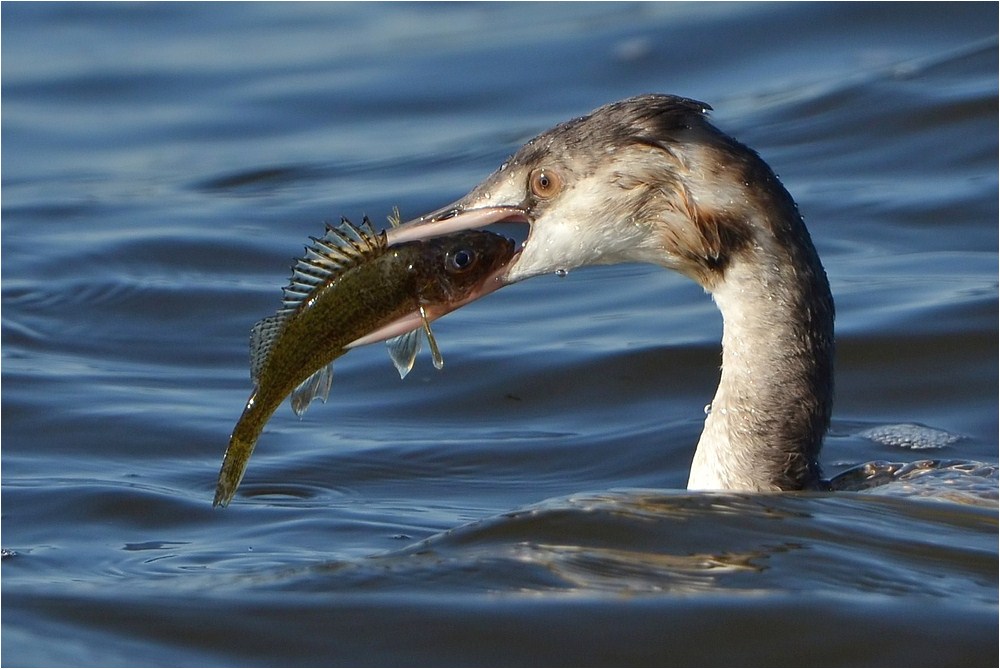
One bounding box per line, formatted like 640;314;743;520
245;490;999;602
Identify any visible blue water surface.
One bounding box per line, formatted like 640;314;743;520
3;3;997;666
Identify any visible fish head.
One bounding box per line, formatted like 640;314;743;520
345;230;516;351
412;230;518;311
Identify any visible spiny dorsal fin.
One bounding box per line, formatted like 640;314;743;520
248;217;387;384
387;206;402;228
280;216;386;312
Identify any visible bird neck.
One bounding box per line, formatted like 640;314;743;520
687;218;835;492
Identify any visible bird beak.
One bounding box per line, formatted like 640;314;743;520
386;202;530;282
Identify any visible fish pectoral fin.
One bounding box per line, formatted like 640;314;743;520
386;329;422;379
419;305;444;370
385;306;445;379
290;362;334;417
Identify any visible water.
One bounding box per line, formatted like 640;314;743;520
3;3;997;665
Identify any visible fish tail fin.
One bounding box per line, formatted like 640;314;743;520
214;392;269;508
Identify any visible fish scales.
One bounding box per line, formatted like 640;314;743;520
214;217;515;507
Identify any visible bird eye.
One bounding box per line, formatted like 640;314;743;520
447;248;477;272
529;168;562;199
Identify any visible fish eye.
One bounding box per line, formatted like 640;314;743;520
447;248;477;272
529;167;562;199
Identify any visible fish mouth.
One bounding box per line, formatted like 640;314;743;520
386;204;530;283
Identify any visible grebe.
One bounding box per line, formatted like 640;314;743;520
385;94;994;496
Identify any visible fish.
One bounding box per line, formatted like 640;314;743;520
214;216;516;507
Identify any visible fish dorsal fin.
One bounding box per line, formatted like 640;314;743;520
249;314;284;384
280;216;386;313
387;206;402;228
290;362;334;417
248;217;387;383
384;306;445;379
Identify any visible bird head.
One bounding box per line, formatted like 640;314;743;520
386;94;787;290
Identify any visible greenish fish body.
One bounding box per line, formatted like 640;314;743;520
214;218;515;507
